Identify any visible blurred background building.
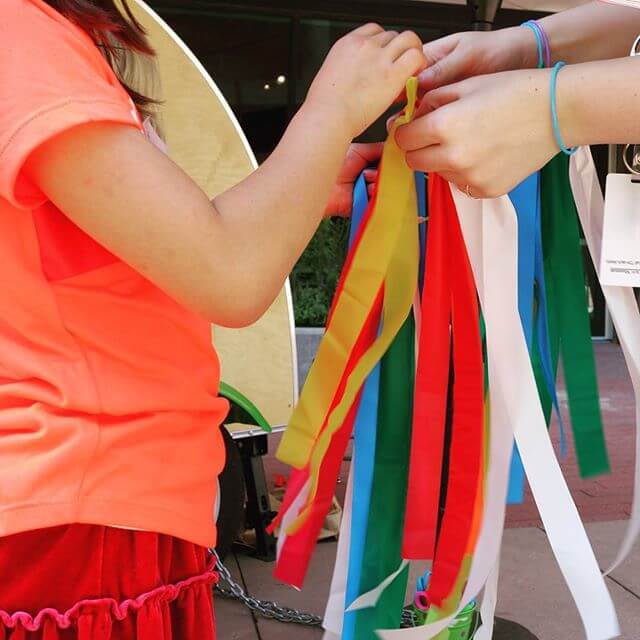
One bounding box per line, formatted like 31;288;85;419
147;0;610;337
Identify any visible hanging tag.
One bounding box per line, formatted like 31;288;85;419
600;172;640;286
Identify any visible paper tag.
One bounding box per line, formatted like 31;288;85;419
600;173;640;286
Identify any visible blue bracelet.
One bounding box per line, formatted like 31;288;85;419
550;61;577;156
521;21;544;69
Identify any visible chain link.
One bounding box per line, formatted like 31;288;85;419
212;550;434;630
212;549;322;627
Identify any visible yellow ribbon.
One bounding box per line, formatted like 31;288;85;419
277;79;420;531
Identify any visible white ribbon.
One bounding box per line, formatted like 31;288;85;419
346;560;410;613
323;462;354;637
377;191;512;640
570;148;640;574
473;558;500;640
275;477;310;570
378;185;619;639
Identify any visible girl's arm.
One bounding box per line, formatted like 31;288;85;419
26;25;425;328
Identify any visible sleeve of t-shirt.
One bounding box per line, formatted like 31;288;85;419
0;0;144;209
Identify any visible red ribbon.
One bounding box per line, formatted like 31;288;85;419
402;174;452;560
402;175;484;607
427;175;484;607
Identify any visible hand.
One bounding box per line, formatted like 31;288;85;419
324;143;382;218
307;24;427;139
419;26;538;94
396;69;558;198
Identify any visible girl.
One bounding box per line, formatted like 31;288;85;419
0;1;426;638
395;1;640;198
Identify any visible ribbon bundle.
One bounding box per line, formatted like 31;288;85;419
272;86;640;640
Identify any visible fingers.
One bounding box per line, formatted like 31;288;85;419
418;34;463;95
387;83;457;133
395;109;447;152
422;33;461;68
394;48;428;80
350;142;384;164
385;30;423;62
415;85;460;118
419;47;467;92
404;145;452;174
372;30;399;47
353;22;385;37
363;169;378;183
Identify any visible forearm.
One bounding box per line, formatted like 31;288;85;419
557;56;640;146
539;1;640;64
213;101;351;321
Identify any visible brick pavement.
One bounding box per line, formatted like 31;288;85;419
264;342;635;528
507;342;634;527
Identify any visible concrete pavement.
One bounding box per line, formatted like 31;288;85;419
216;343;640;639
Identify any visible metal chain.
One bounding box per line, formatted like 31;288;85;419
212;550;441;630
212;549;322;627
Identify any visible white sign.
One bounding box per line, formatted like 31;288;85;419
600;173;640;286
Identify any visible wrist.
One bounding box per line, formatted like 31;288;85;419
301;93;356;142
553;64;582;149
499;26;540;71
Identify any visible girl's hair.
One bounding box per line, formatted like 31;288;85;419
44;0;157;119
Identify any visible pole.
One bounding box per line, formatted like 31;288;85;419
467;0;503;31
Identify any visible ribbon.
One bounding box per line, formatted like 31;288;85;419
380;182;618;640
343;174;382;640
534;186;568;456
402;173;452;561
506;176;539;504
425;175;484;608
569;147;640;574
276;79;419;475
273;80;420;589
323;462;354;639
273;298;378;586
351;313;415;638
540;155;610;477
507;173;568;503
277;85;420;540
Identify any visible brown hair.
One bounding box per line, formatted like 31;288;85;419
44;0;157;118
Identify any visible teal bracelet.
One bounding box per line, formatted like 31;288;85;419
550;61;577;156
521;21;544;69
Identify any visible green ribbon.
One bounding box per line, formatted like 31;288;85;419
532;297;554;426
540;155;609;477
353;314;415;639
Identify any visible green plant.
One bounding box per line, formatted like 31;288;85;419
291;218;349;327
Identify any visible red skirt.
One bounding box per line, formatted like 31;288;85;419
0;524;217;639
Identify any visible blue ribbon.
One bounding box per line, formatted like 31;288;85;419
506;176;538;503
343;173;382;640
507;174;567;504
343;172;426;637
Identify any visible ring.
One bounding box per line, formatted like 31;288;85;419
465;184;479;199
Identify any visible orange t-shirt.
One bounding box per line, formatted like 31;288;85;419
0;0;228;548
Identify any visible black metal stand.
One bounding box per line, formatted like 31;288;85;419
493;618;539;639
235;434;278;561
467;0;503;30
